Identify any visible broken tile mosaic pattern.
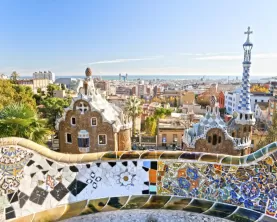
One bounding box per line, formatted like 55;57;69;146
1;138;277;221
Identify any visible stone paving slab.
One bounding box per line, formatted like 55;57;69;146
62;209;231;222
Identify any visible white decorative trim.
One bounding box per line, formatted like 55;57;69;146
71;116;76;126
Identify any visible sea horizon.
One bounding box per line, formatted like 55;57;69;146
19;74;273;82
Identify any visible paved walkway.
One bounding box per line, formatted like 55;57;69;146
62;209;230;222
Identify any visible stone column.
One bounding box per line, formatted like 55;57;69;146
118;129;131;151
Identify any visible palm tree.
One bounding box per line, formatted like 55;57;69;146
0;103;52;144
125;96;142;136
10;71;20;83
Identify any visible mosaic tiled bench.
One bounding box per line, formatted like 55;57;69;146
1;137;277;222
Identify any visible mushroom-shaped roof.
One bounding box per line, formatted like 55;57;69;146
85;67;92;77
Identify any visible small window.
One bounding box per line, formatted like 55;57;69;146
71;117;76;125
208;136;212;143
232;132;235;137
173;134;178;142
98;134;107;145
66;133;72;143
243;126;247;132
245;114;248;120
218;136;222;144
91;117;97;126
212;134;217;145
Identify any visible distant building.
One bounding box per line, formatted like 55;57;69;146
218;91;225;109
225;88;241;114
107;95;128;109
55;68;132;154
268;95;277;124
158;118;190;147
179;91;195;106
136;83;147;98
17;78;50;93
116;86;132;95
53;90;66;98
269;81;277;94
94;80;110;94
254;102;268;129
33;71;55;82
55;78;83;93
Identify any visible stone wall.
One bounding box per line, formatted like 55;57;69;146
1;137;277;222
193;128;240;155
59;100;115;153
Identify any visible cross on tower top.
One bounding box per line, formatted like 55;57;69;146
244;27;253;40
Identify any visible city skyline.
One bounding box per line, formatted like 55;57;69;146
1;0;277;76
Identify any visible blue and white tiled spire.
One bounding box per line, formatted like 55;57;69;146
235;27;255;125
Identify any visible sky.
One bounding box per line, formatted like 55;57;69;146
1;0;277;76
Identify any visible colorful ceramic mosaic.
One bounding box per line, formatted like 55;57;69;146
1;138;277;221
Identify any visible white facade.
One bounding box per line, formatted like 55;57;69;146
254;103;268;123
33;71;55;82
250;93;271;111
225;89;241;114
225;89;272;115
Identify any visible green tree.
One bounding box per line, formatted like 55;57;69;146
61;84;66;90
174;97;178;107
10;71;20;83
33;94;42;105
0;103;51;144
125;96;142;136
39;97;72;129
0;79;16;110
37;88;42;94
47;84;61;97
144;108;172;136
12;85;36;110
145;116;157;136
154;107;172;119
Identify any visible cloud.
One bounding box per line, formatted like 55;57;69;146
88;55;164;65
180;52;239;57
194;53;277;61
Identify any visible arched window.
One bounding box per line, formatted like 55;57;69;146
240;113;243;119
71;117;76;125
245;114;248;120
243;126;247;132
212;134;217;145
232;132;235;137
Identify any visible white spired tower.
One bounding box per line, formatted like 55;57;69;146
234;27;256;152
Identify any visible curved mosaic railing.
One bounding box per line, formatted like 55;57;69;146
1;137;277;222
